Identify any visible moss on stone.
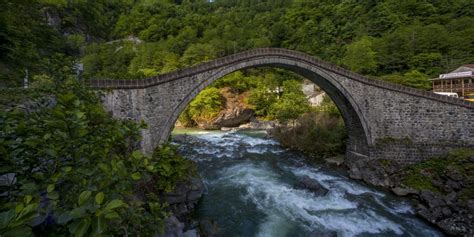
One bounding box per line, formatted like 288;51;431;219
402;148;474;195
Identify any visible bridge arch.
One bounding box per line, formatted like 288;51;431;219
164;55;372;156
91;48;474;164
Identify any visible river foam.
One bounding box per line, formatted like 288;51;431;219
173;129;443;237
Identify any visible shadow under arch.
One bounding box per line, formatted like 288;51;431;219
164;55;372;157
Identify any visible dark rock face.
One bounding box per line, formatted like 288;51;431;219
212;108;254;128
199;220;220;237
346;157;402;188
158;177;204;237
162;177;204;219
294;175;329;196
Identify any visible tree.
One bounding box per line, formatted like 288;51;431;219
342;36;378;74
188;87;224;122
269;80;310;123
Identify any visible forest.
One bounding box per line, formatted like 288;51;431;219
2;0;473;123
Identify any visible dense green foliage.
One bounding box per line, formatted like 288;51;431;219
0;79;195;236
3;0;473;88
187;87;224;123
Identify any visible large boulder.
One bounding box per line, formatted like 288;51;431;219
294;175;329;196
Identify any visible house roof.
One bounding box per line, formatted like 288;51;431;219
430;64;474;81
451;64;474;73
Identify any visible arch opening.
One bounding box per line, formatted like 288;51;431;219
166;56;371;157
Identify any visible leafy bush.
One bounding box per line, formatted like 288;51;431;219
271;112;347;158
0;79;194;236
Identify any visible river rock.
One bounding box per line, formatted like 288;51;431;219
163;177;204;219
419;190;445;209
324;156;344;166
294;175;329;196
160;216;185;237
199;220;219;237
391;187;417;196
238;120;277;130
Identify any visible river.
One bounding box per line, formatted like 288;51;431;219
171;129;443;237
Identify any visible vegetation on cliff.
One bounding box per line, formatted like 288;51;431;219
0;78;195;236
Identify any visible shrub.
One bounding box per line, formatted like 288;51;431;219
271;112;347;158
0;79;194;236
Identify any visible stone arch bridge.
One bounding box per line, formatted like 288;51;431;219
87;48;474;164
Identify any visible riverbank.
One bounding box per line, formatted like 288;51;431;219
344;151;474;236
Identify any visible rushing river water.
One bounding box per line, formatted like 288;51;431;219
172;129;443;237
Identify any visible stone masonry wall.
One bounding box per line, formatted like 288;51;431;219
93;48;474;164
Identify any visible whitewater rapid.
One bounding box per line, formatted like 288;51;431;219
172;129;443;237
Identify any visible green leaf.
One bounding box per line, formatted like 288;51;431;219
131;150;142;160
95;192;104;205
75;112;85;119
104;211;120;220
47;184;55;193
98;163;109;173
104;199;125;210
78;191;92;206
0;210;15;229
90;216;106;235
24;195;32;204
131;172;141;180
47;192;59;200
3;226;32;237
15;203;24;213
70;207;85;219
57;212;73;224
43;133;51;140
45;148;57;157
70;218;91;237
63;166;72;172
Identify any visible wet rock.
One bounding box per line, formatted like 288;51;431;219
419;190;445;209
445;179;462;191
239;120;277;130
160;216;185;237
325;156;344;166
345;157;401;188
163;177;204;219
444;192;457;204
309;230;338;237
391;187;417;196
199;220;219;237
436;215;471;236
294;175;329;196
182;229;198;237
446;169;464;181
